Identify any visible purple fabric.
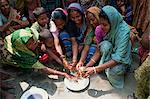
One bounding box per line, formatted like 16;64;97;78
95;25;106;44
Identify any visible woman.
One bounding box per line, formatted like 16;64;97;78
138;25;150;63
67;3;86;46
51;8;78;70
3;28;71;79
15;0;41;23
67;3;97;68
76;6;102;68
84;6;131;88
127;29;150;99
0;0;29;38
83;6;106;67
108;0;133;25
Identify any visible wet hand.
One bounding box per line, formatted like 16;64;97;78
83;67;96;78
63;59;72;70
76;61;84;70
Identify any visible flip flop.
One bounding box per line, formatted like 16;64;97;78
127;93;136;99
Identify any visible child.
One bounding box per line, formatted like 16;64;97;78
31;7;62;65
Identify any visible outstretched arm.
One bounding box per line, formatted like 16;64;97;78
70;37;78;66
76;45;90;69
86;47;100;67
41;67;71;79
84;60;118;77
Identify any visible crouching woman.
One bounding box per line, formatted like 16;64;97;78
84;6;131;88
3;28;71;78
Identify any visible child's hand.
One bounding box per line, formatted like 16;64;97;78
41;44;46;51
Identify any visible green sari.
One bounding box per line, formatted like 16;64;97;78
3;28;45;69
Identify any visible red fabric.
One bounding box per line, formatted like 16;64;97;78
39;53;49;62
138;46;149;63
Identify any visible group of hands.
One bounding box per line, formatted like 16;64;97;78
62;59;96;80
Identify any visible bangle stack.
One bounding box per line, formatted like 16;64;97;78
91;58;96;63
93;66;97;74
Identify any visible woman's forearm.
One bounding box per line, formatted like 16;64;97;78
42;67;65;76
86;48;100;67
71;39;78;62
79;45;90;63
54;39;64;56
96;60;119;73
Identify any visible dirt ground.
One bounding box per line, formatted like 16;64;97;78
0;52;140;99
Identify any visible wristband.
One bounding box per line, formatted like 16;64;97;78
91;58;96;63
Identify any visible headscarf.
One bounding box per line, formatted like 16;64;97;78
87;6;101;23
4;28;41;68
102;6;127;43
102;6;131;65
67;3;84;14
87;7;105;44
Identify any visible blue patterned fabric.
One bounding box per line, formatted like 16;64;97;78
85;44;97;64
59;31;72;57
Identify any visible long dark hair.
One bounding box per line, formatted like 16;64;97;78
51;9;67;22
99;10;110;24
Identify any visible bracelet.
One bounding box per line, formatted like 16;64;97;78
93;66;97;74
91;58;96;63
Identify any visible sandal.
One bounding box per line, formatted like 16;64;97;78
127;93;136;99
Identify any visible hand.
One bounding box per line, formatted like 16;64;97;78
41;44;46;51
62;59;72;70
70;61;77;67
76;61;84;70
63;73;73;79
83;67;96;78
